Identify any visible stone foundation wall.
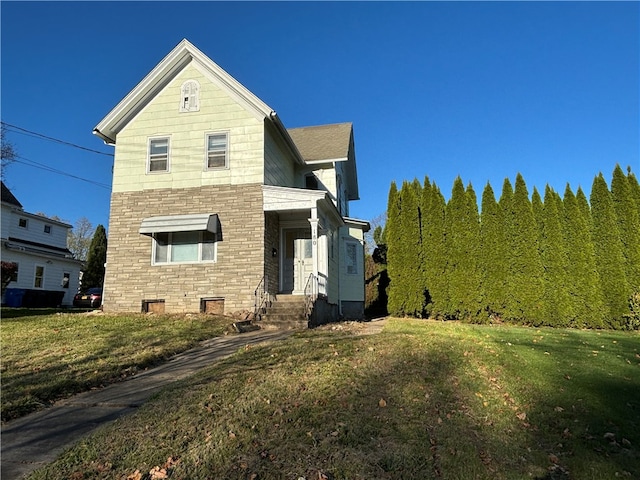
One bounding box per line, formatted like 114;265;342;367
103;184;264;313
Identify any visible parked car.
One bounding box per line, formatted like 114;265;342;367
73;287;102;308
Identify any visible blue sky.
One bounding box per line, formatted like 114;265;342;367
2;1;638;233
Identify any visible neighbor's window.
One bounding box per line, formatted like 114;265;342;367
18;218;28;228
62;272;70;288
34;265;45;288
10;263;18;283
153;231;217;264
148;137;170;173
206;133;228;169
44;225;52;234
345;242;358;275
180;80;200;112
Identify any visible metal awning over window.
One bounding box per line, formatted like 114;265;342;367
140;213;222;239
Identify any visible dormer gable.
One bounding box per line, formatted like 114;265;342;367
287;123;359;201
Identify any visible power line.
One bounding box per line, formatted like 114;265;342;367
13;155;111;190
1;121;114;157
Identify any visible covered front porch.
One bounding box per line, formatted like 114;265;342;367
263;185;344;304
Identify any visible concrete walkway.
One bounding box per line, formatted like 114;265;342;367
1;329;293;480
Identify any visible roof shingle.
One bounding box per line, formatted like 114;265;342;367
287;122;352;162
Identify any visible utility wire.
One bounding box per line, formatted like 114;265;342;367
14;155;111;190
1;121;114;157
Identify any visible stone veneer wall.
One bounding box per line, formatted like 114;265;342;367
103;184;265;313
264;211;280;296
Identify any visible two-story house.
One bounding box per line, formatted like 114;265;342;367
93;39;369;323
1;182;82;307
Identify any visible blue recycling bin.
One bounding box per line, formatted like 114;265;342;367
4;288;26;307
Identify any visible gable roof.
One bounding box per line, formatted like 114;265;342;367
288;123;359;201
92;39;303;164
1;181;22;208
287;122;353;162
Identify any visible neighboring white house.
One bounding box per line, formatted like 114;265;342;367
1;182;82;307
93;39;370;322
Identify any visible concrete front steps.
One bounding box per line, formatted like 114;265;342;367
258;294;308;330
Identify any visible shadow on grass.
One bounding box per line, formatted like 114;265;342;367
482;327;640;479
30;329;553;479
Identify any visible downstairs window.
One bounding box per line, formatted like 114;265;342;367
153;231;217;264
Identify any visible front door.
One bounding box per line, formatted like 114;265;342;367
282;229;313;294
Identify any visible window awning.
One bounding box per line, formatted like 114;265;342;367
140;213;222;239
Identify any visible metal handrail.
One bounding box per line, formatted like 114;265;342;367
253;275;270;320
303;273;318;320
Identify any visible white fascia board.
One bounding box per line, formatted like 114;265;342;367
343;216;371;232
262;185;326;211
303;157;348;166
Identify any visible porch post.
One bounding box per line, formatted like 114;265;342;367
308;207;319;280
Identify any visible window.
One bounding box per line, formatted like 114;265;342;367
180;80;200;112
345;242;358;275
34;265;45;288
153;231;217;264
305;174;319;190
148;137;170;173
62;272;70;288
206;133;228;169
18;218;28;228
44;225;52;234
10;263;18;283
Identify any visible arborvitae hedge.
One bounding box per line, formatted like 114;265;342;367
384;166;639;330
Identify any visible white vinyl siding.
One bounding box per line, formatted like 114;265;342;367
148;137;170;173
153;231;217;264
206;132;228;169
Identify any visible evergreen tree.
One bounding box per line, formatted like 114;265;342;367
480;182;507;320
508;174;545;323
443;178;481;320
498;178;516;319
421;180;448;318
611;165;640;294
541;186;571;326
627;168;640;213
385;182;402;316
563;185;604;328
82;225;107;290
590;174;629;327
400;179;425;316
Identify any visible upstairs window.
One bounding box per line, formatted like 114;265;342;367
148;137;170;173
206;133;228;169
44;225;52;234
180;80;200;112
18;218;28;228
305;174;319;190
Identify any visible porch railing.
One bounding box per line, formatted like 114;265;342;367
253;275;271;321
304;273;319;320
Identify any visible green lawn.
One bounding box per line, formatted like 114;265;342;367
0;309;231;421
22;318;640;480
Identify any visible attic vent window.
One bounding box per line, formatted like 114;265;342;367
180;80;200;112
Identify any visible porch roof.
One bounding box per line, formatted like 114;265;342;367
262;186;344;226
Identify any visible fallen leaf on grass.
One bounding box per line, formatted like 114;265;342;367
379;398;387;407
516;412;527;421
126;471;142;480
